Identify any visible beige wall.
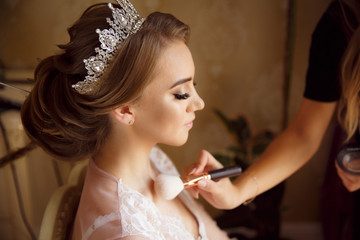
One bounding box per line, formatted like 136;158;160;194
0;0;334;239
285;0;335;223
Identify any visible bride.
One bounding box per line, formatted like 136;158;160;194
20;1;232;239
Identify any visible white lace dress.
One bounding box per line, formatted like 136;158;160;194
72;146;231;240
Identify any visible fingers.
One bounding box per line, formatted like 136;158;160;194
335;161;360;192
192;150;209;174
183;149;227;202
184;150;223;176
183;163;197;176
197;179;210;191
197;179;228;198
196;178;237;209
185;187;199;199
194;150;223;174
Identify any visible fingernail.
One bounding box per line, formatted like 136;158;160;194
195;192;199;199
189;168;197;175
197;180;207;188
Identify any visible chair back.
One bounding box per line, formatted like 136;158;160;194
38;160;87;240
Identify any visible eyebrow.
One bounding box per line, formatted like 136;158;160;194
169;77;192;89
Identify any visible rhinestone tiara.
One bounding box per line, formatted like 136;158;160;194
72;0;145;95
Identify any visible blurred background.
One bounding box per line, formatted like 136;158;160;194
0;0;335;239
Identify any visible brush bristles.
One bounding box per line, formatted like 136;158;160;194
154;174;184;200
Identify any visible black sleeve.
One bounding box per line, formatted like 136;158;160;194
303;2;348;102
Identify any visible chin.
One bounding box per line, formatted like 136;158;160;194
174;142;187;147
164;136;188;147
168;140;187;147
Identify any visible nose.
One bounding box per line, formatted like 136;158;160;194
188;91;205;112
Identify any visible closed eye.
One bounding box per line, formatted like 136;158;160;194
174;93;190;100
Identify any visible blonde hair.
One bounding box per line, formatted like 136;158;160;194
338;27;360;141
21;3;190;161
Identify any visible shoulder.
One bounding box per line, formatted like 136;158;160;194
76;166;156;239
84;187;160;239
313;1;356;42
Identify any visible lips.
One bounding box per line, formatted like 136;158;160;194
185;118;195;128
185;121;193;128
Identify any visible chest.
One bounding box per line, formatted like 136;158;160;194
154;196;200;238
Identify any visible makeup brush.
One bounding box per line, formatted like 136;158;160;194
154;165;242;200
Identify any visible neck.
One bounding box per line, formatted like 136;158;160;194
93;125;157;195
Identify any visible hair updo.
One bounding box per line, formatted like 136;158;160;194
21;3;190;161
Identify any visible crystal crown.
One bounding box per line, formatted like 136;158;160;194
72;0;144;95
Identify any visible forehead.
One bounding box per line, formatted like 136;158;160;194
148;40;195;89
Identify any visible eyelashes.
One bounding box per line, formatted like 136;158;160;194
173;82;197;100
174;93;190;100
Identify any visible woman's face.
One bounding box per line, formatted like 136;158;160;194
132;40;205;146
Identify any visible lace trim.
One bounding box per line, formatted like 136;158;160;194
150;146;179;176
82;212;119;240
83;146;208;239
84;180;196;239
117;179;196;239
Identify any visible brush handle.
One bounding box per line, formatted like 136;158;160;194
209;165;242;180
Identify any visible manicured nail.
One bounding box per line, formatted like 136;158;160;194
194;192;199;199
197;180;207;188
189;168;197;175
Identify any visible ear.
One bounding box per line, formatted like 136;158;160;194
112;106;135;125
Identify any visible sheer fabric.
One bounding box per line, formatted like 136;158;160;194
72;146;230;240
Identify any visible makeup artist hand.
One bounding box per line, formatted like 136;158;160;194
335;161;360;192
184;150;241;209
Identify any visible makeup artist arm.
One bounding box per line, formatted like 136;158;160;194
188;98;337;209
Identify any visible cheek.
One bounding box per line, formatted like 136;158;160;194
135;94;187;135
150;98;187;135
136;100;189;146
153;101;182;126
